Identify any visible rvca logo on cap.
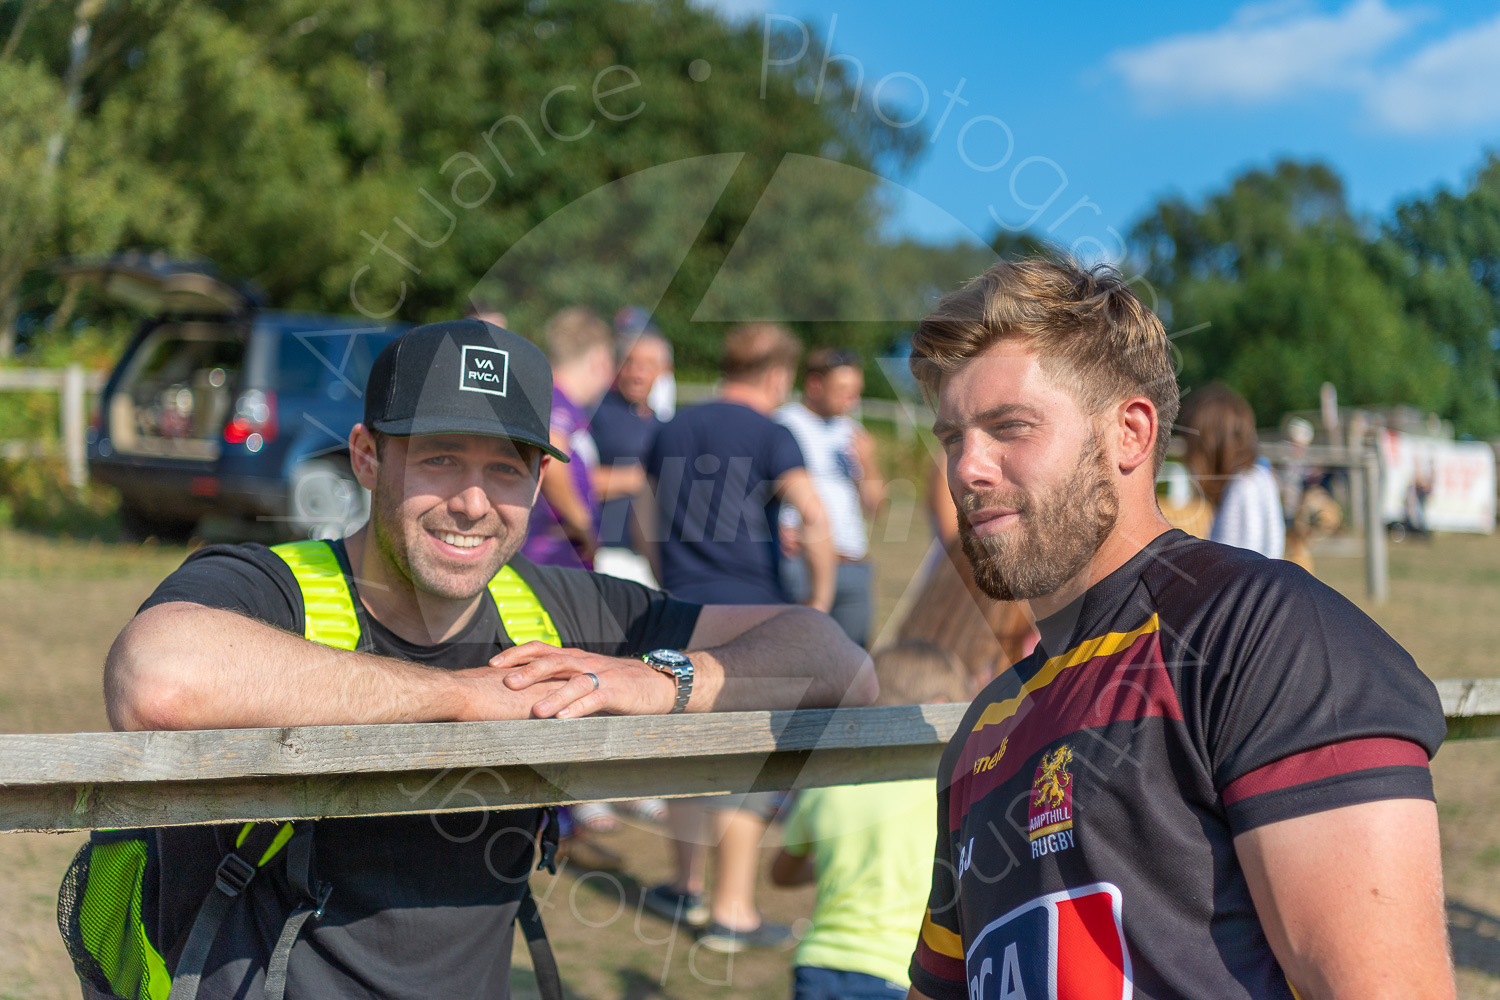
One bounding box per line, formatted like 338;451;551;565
460;345;509;397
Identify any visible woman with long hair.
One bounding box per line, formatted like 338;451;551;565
1180;382;1286;558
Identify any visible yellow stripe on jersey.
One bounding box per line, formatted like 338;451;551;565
970;614;1161;734
920;909;964;959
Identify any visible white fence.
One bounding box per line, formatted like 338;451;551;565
0;364;107;488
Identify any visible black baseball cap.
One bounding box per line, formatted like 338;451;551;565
363;319;568;461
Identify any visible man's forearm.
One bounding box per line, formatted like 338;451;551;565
688;606;875;711
540;465;594;538
105;602;551;730
803;530;838;612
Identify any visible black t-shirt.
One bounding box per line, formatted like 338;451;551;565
139;541;701;1000
592;389;660;548
645;400;805;604
909;530;1444;1000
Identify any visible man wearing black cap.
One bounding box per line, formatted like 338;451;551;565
98;321;875;1000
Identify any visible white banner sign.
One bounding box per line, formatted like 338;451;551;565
1378;430;1496;534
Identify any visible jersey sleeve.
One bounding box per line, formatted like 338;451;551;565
1204;561;1445;835
137;543;302;633
909;744;968;1000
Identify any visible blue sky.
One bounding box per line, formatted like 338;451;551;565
701;0;1500;257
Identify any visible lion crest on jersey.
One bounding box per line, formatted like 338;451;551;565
1028;745;1076;858
1032;745;1073;810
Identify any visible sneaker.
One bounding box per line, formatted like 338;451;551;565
619;798;669;824
641;884;709;928
572;801;622;834
696;919;795;954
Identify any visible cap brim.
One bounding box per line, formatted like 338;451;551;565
369;416;569;462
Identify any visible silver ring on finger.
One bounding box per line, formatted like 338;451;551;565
584;672;600;692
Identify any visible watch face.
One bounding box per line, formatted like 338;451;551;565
648;649;691;668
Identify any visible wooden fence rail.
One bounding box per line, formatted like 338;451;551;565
1;679;1494;835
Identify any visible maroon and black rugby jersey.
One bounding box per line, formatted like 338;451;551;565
910;529;1444;1000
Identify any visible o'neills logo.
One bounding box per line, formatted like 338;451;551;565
1028;745;1076;859
460;345;510;397
972;736;1008;775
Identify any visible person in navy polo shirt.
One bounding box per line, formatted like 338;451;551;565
642;322;838;953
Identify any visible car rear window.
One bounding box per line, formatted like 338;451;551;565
107;321;244;460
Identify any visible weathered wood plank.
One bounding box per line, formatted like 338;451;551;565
0;745;946;833
1;681;1493;834
1437;678;1500;740
0;704;967;785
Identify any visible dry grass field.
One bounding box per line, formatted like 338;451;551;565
0;521;1497;1000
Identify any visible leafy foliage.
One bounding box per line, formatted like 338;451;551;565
0;0;938;381
1132;159;1500;436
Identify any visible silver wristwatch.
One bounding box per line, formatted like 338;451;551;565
642;649;693;714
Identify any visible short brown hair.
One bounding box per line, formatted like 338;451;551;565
721;323;802;382
910;256;1179;468
544;307;613;366
805;346;861;376
1179;382;1259;507
871;641;972;706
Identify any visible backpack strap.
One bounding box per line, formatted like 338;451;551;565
270;541;363;651
166;823;290;1000
520;808;564;1000
488;564;561;647
262;824;331;1000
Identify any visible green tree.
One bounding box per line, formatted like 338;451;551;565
1131;160;1497;435
1385;153;1500;434
0;0;922;370
0;58;64;357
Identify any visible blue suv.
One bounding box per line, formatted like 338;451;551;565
73;254;404;539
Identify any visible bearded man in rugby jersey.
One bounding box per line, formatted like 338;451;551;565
906;257;1453;1000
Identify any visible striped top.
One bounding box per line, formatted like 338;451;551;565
1211;459;1285;558
774;403;868;559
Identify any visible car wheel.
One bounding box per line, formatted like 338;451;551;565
287;459;368;540
119;501;197;543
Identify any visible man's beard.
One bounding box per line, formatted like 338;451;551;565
371;477;518;601
957;436;1120;602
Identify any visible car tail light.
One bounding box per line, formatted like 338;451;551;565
224;389;277;449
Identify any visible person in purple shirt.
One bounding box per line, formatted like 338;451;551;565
521;308;615;569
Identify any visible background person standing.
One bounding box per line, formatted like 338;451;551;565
1180;381;1286;559
775;347;885;646
521;307;614;570
641;322;837;953
591;326;673;589
771;640;971;1000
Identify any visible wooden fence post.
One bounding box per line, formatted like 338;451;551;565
62;362;87;489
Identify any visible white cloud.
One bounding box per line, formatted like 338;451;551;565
1366;12;1500;133
1109;0;1416;109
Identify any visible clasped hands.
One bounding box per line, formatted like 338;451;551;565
459;641;679;720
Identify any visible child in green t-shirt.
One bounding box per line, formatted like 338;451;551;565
772;641;972;1000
